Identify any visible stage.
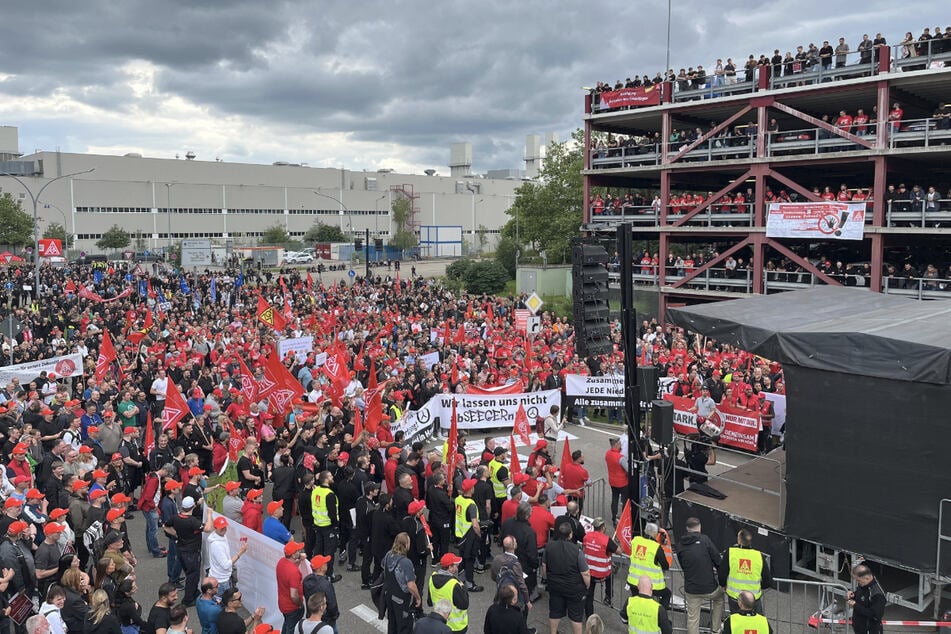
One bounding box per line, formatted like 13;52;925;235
677;448;786;530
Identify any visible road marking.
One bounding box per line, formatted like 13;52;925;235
350;604;387;632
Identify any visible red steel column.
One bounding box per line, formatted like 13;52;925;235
750;233;765;294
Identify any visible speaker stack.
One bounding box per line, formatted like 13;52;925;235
571;241;613;358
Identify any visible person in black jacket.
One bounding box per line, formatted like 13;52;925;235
500;502;539;596
271;452;297;531
425;473;453;563
848;565;885;634
369;494;399;586
676;517;723;634
483;584;530;634
414;600;452;634
351;482;379;578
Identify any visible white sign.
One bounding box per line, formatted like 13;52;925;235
392;389;561;441
565;374;624;398
312;351;328;368
209;512;286;628
405;351;439;371
277;336;314;363
766;202;867;240
0;353;84;385
181;239;213;267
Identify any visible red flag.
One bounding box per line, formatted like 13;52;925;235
146;279;156;299
64;279;76;293
306;271;313;291
364;388;383;434
257;295;287;331
143;308;154;331
353;341;366;372
321;352;349;399
144;411;155;457
509;434;522;475
367;360;378;390
513;403;531;448
451;358;459;385
443;321;451;346
446;398;459;495
258;352;305;415
162;384;188;438
453;325;465;345
558;435;572;487
236;357;259;403
352;404;364;441
95;330;118;383
394;272;400;296
614;499;634;555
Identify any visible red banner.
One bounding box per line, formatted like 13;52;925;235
38;238;63;257
662;394;760;453
598;86;661;109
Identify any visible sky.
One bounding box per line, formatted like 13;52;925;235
0;1;940;175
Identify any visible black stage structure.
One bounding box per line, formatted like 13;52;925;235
665;287;951;577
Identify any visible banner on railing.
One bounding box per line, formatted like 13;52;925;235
598;86;661;109
663;393;760;452
565;374;624;409
766;202;866;240
0;353;84;385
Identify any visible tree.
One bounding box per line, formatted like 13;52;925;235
505;129;585;263
0;194;34;248
96;225;130;251
494;234;520;278
476;224;489;253
260;224;290;245
304;222;346;243
42;222;73;249
463;261;509;295
389;197;418;254
445;258;474;282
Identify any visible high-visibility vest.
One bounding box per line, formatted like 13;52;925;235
627;536;665;589
583;531;612;579
311;485;333;527
626;595;661;634
428;574;467;632
454;495;475;538
656;528;673;566
728;612;769;634
441;441;449;465
726;547;763;599
488;459;507;499
389;404;402;421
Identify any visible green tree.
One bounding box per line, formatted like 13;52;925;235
260;224;290;245
96;225;130;251
304;222;346;243
42;222;73;249
445;258;474;282
388;197;418;254
494;234;520;278
506;129;584;263
463;260;509;295
0;194;34;248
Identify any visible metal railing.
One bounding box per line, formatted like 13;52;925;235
608;267;754;293
886;197;951;227
888;117;951;148
582;478;608;524
883;274;951;299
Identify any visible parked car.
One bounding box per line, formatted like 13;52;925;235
284;251;313;264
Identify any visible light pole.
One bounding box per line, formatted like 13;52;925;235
164;183;178;254
374;194;387;237
41;202;70;249
0;168;94;297
313;191;353;239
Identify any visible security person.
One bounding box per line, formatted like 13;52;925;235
718;529;772;613
311;470;342;582
848;564;885;634
582;517;618;619
624;576;672;634
487;447;511;529
454;478;484;593
427;552;470;632
625;522;670;611
722;590;772;634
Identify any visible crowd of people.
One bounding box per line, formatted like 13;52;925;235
591;26;951;110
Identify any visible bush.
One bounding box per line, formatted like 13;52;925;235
495;235;520;278
445;258;474;282
463;261;510;295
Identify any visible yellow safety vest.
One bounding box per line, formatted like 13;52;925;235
728;612;769;634
626;595;661;634
726;547;763;599
311;485;334;527
627;536;665;589
454;495;475;538
428;574;467;631
389;404;402;421
441;441;449;465
487;459;507;499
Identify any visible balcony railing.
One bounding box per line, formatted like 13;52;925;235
886;198;951;227
590;202;877;228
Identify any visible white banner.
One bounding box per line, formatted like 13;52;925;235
392;388;560;436
405;351;439;371
0;353;84;385
277;336;314;363
208;512;293;628
565;374;624;398
766;202;867;240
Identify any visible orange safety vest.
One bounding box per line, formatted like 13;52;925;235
583;531;612;579
656;528;673;566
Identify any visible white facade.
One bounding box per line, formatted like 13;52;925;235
1;150;520;255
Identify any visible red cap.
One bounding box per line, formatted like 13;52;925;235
283;541;305;556
461;478;477;492
12;444;27;455
92;469;109;479
41;408;54;416
223;481;241;492
7;520;28;535
164;480;182;491
79;446;93;454
513;473;530;485
123;426;137;434
387;446;402;457
43;522;65;536
106;508;125;522
310;554;332;569
254;625;279;634
408;500;426;515
439;552;463;567
87;426;99;434
247;488;263;500
555;494;568;506
49;508;69;520
71;479;89;492
111;493;132;505
267;501;283;515
12;475;30;486
188;467;205;477
26;488;44;499
111;453;123;461
337;452;349;463
3;498;23;509
102;411;115;418
534;439;547;449
90;489;108;500
213;517;228;530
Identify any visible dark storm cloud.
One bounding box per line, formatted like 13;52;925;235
0;0;938;171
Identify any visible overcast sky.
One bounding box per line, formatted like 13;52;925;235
0;1;940;174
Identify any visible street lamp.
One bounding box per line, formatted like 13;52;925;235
164;182;178;253
41;202;71;248
374;194;387;237
0;168;94;297
313;191;353;239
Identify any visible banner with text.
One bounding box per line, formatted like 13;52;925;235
565;374;624;409
766;202;867;240
663;393;760;452
277;336;314;364
597;86;662;109
390;389;561;443
0;353;84;386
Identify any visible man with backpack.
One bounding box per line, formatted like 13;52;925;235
490;535;532;619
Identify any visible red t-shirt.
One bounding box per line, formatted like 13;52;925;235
560;462;590;496
528;505;556;548
276;557;303;614
605;448;628;488
500;498;520;526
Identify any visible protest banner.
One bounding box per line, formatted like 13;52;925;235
277;336;314;363
662;393;760;452
0;353;83;385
